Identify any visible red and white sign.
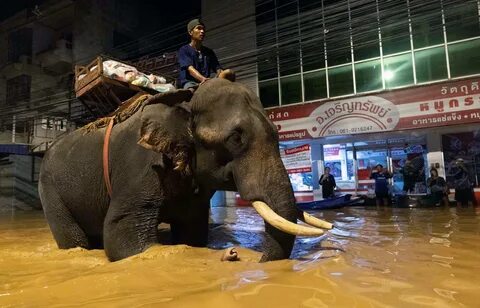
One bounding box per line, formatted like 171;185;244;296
268;78;480;140
280;144;312;173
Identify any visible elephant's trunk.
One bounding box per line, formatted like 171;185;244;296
235;153;315;261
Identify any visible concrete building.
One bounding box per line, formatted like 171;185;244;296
0;0;138;210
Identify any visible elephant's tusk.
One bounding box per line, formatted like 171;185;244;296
252;201;324;236
298;211;333;230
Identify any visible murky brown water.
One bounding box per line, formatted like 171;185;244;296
1;206;479;307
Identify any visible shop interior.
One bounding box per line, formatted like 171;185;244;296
280;132;429;198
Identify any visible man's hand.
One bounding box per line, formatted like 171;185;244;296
188;66;208;83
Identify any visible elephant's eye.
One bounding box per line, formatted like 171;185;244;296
227;131;243;147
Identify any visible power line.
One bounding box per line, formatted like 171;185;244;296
1;0;478;125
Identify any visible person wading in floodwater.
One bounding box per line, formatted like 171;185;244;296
370;164;393;206
319;167;336;199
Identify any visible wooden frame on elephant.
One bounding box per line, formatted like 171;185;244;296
74;56;158;121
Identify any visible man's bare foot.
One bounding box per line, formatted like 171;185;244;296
218;69;236;82
221;247;239;261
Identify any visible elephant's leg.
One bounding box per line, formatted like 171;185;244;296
103;199;160;261
171;201;210;247
40;183;89;249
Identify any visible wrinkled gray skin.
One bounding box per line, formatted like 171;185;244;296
39;78;297;262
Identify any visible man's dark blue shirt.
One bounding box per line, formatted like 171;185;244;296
178;44;221;87
370;172;391;194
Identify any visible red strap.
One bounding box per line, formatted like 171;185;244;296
103;117;114;197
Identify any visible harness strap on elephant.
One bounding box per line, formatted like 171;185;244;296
103;116;115;197
98;94;152;198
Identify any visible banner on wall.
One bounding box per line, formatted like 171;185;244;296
280;144;312;173
268;78;480;141
280;144;313;192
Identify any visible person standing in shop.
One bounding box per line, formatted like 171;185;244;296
427;168;449;206
454;158;474;207
319;167;336;198
400;160;416;193
370;164;393;206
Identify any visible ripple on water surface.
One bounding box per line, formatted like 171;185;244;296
0;206;479;307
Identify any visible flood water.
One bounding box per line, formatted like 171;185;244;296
1;205;479;307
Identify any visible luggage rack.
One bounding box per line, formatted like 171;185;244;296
74;56;159;119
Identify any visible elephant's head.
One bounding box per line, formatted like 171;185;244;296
138;78;331;261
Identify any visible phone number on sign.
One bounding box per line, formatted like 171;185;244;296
326;126;374;135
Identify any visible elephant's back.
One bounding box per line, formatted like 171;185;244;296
42;129;104;182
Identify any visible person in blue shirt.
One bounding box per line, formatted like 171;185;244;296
178;19;235;89
370;164;392;206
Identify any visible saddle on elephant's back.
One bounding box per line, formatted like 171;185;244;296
80;89;194;134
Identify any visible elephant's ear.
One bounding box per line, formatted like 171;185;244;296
138;99;193;176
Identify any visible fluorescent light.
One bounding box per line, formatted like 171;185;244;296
383;70;394;80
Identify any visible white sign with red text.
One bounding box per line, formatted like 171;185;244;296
268;78;480;141
280;144;312;173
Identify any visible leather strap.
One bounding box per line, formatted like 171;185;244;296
103;117;115;198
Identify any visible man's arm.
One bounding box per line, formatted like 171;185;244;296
187;66;208;83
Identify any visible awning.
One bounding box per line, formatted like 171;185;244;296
0;144;30;155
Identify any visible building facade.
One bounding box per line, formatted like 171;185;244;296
205;0;480;202
263;0;480;201
0;0;138;210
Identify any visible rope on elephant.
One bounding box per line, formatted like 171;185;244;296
80;94;152;134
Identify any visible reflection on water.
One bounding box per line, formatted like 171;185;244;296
1;206;479;307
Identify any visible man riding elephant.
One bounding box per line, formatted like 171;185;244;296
178;19;235;89
39;78;331;262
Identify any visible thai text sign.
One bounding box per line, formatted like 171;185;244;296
268;78;480;140
280;144;312;173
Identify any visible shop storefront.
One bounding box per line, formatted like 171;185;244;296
269;77;480;201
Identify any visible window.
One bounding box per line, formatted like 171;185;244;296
444;0;480;42
324;0;351;66
256;0;276;26
301;40;325;72
383;53;413;88
259;79;279;108
304;70;327;101
280;75;302;105
410;0;444;49
258;48;278;80
351;0;380;61
355;59;382;93
379;0;411;55
277;1;301;76
300;2;326;72
323;144;355;181
415;47;447;83
7;28;33;63
279;41;301;76
328;64;353;97
448;39;480;77
442;131;480;189
256;0;277;80
6;75;31;106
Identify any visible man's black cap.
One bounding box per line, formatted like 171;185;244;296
187;19;204;33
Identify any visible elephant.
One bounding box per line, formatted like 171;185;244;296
38;78;332;262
